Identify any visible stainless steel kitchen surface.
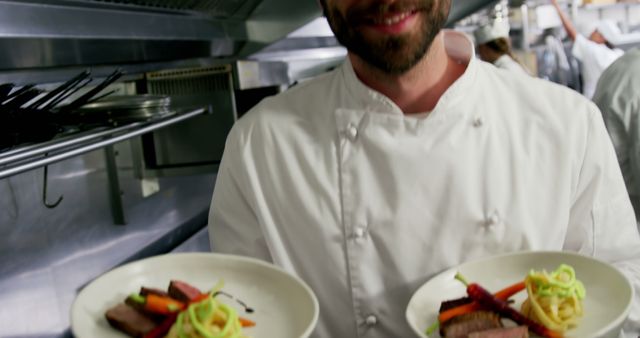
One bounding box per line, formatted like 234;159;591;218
0;140;215;338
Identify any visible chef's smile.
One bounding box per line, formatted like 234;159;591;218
363;9;420;35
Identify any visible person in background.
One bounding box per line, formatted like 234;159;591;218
473;20;530;75
208;0;640;337
550;0;623;99
593;48;640;222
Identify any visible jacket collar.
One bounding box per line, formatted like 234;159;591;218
340;29;478;119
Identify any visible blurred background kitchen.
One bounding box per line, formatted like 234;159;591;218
0;0;638;337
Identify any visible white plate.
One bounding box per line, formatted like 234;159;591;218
71;253;319;338
406;251;633;338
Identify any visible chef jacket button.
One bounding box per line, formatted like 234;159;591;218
353;226;366;240
473;117;483;127
346;123;358;141
365;315;378;326
486;211;500;227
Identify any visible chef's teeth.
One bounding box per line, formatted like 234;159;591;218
375;12;411;25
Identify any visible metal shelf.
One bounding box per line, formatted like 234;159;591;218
0;107;206;180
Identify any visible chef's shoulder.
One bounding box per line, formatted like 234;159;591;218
478;61;601;125
226;68;340;142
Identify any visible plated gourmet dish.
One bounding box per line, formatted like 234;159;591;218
406;251;633;338
72;253;319;338
105;279;255;338
429;264;585;338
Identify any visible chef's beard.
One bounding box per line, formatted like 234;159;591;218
322;0;450;75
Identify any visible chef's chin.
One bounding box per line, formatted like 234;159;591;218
322;0;451;75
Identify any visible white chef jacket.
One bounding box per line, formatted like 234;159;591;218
209;30;640;338
493;54;529;75
593;48;640;219
571;34;624;99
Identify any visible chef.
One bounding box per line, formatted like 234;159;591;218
208;0;640;337
593;48;640;222
473;20;530;75
551;0;624;99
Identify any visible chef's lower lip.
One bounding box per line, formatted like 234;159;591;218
364;11;419;34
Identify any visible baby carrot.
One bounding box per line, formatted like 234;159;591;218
145;294;185;315
239;316;256;327
457;274;564;338
439;280;525;323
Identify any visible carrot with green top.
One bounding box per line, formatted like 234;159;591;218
144;294;185;315
426;279;526;335
456;273;564;338
438;280;526;323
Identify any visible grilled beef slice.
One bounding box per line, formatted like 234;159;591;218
124;296;166;323
139;286;169;298
105;303;157;338
441;311;503;338
468;326;529;338
168;280;202;302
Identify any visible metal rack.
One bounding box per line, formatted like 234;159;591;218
0;107;206;223
0;107;205;179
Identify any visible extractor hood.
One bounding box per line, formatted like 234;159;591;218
0;0;321;69
0;0;499;72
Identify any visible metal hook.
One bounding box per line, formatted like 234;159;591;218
42;162;63;209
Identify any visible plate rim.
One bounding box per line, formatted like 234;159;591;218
70;252;320;338
405;250;635;338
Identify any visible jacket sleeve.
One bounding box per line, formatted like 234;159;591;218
565;103;640;337
599;97;633;190
207;124;273;262
570;35;590;62
593;68;640;214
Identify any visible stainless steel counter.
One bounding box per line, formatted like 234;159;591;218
0;140;216;337
171;226;211;254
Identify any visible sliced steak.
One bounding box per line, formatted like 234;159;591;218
468;326;529;338
105;303;158;338
140;286;169;298
124;296;166;323
441;311;503;338
168;280;203;302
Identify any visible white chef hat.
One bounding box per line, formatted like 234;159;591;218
596;20;622;44
577;21;599;37
578;20;621;43
473;20;510;45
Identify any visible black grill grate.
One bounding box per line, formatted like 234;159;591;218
145;65;232;95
